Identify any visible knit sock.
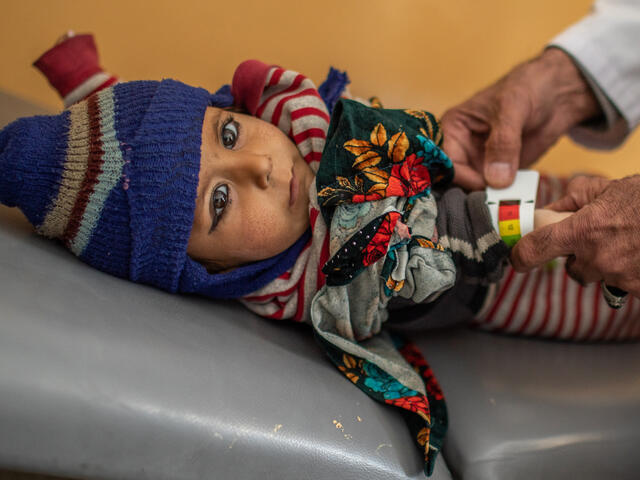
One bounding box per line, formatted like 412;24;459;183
435;188;509;285
34;33;118;108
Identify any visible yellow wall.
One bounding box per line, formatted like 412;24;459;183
1;0;637;178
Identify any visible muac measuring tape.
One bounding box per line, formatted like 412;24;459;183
485;170;627;309
485;170;539;247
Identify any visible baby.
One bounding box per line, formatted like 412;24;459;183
2;33;636;476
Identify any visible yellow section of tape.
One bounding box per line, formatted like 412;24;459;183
499;219;521;237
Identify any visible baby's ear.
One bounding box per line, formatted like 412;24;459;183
200;258;233;274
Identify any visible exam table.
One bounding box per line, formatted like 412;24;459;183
1;90;639;480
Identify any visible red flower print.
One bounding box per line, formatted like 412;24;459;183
399;342;445;401
361;212;400;266
386;154;431;198
386;164;410;197
385;395;431;421
422;366;445;401
399;342;428;368
352;192;383;203
404;153;432;195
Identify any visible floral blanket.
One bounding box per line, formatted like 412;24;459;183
311;99;456;474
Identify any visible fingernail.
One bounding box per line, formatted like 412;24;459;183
487;163;513;187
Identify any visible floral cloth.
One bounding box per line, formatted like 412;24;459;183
311;99;458;474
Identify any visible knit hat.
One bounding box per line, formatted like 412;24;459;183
0;79;217;292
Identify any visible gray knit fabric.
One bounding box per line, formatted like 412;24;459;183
434;188;509;285
388;188;509;329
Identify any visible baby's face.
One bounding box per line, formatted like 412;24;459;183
187;107;315;271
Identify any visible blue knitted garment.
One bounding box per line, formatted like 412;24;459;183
0;70;344;298
1;80;209;291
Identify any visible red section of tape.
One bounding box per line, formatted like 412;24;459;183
499;203;520;221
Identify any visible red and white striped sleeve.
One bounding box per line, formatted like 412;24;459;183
33;33;118;108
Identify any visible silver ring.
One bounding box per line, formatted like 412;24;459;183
601;281;628;309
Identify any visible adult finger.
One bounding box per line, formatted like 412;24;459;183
441;130;469;170
544;193;582;213
510;217;576;271
545;175;610;211
483;106;527;188
564;254;602;285
441;116;487;190
452;164;486;190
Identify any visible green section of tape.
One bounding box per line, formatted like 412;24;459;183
502;234;520;247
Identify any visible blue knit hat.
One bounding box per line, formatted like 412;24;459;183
0;79;235;294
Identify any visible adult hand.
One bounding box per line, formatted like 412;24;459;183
511;175;640;297
441;48;601;190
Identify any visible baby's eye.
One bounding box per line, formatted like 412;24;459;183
221;117;239;149
210;184;228;229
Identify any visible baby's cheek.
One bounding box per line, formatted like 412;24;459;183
242;209;286;253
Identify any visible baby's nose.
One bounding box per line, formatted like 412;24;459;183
239;153;272;189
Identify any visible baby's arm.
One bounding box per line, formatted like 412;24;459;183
533;208;572;229
34;31;118;107
432;187;574;287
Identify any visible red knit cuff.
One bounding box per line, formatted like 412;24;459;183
33;34;104;98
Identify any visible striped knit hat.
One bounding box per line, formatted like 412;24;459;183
0;79;221;292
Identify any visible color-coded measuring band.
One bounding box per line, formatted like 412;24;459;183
485;170;539;247
498;200;521;247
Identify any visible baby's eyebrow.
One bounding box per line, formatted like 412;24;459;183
212;108;223;147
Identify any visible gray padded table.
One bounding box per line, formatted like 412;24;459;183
413;328;640;479
3;88;640;480
0;90;452;480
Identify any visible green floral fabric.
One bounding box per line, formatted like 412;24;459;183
311;99;457;475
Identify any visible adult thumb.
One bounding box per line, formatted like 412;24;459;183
510;219;575;272
483;115;525;189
